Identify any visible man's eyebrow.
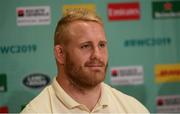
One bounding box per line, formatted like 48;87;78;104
79;41;92;44
99;40;107;43
79;40;107;44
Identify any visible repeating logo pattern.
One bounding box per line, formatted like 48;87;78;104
157;95;180;113
23;73;50;89
152;1;180;19
155;64;180;83
110;66;144;85
108;2;140;21
16;6;51;26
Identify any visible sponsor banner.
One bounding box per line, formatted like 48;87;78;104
155;64;180;83
0;106;8;113
110;66;144;85
124;37;171;47
108;2;140;21
0;44;37;54
156;95;180;113
16;6;51;26
152;1;180;19
0;74;7;92
23;73;50;89
63;4;96;15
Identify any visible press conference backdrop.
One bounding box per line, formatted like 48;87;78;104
0;0;180;113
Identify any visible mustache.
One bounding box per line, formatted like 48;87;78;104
84;59;105;67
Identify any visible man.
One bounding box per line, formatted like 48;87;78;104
21;10;149;113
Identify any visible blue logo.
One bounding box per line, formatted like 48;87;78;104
23;73;50;89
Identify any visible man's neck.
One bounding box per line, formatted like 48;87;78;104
56;75;102;111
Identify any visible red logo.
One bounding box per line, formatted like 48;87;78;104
164;2;172;11
17;9;24;17
157;99;164;106
160;69;180;76
111;69;118;76
0;106;8;113
108;2;140;21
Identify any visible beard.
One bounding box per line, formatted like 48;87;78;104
64;53;107;89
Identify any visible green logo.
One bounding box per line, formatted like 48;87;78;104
124;37;171;47
0;74;7;92
152;1;180;19
0;44;37;54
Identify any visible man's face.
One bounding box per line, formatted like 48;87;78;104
63;21;108;89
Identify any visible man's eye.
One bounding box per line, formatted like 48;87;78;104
99;43;106;48
81;44;90;49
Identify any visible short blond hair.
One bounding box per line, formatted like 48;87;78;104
54;9;103;46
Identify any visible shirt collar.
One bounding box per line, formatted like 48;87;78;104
52;77;80;109
52;77;109;109
98;83;109;107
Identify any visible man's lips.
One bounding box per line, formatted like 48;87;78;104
86;64;103;67
85;63;105;72
86;65;103;72
85;60;105;67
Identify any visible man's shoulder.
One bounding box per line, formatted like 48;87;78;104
102;83;149;113
20;85;53;113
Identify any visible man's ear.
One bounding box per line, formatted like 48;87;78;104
54;45;65;64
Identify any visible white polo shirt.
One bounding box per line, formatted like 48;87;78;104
21;78;149;113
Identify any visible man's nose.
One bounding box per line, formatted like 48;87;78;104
90;47;101;60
